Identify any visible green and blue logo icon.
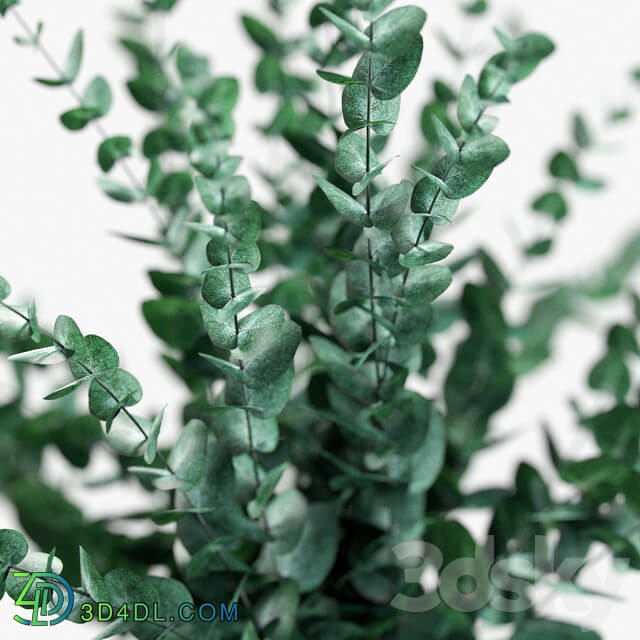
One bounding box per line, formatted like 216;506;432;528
12;572;74;626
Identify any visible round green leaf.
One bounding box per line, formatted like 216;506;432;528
313;176;370;228
243;321;301;387
370;180;411;230
355;36;424;101
84;76;112;116
399;240;454;267
142;297;204;349
88;368;142;420
168;419;208;491
411;175;459;222
403;265;452;305
531;191;567;221
368;6;427;58
335;131;374;183
102;412;147;455
549;151;579;181
241;15;280;51
273;503;339;592
98;136;132;172
69;334;119;378
212;406;278;455
54;315;86;358
79;545;111;603
0;275;10;300
342;85;399;136
0;529;29;566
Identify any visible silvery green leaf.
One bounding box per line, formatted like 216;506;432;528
432;115;459;160
44;370;108;400
370;180;411;230
144;405;166;464
35;30;82;86
352;157;394;197
368;6;427;57
9;345;66;365
102;412;147;456
457;74;482;130
79;546;112;604
342;84;399;136
335;131;371;183
319;7;371;50
317;70;363;86
167;419;207;491
0;275;10;300
399;240;454;268
248;462;288;518
408;410;446;493
0;529;29;566
403;265;452;305
89;368;142;421
314;176;371;228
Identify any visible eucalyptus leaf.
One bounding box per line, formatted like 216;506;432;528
399;240;454;267
242;15;280;52
352;157;394;197
335;131;372;183
320;7;371;50
403;265;452;305
9;345;66;365
272;503;339;592
144;406;166;465
531;190;567;221
98;178;145;203
457;75;481;130
35;30;83;86
432;115;458;160
342;84;400;136
368;6;427;57
370;180;411;230
98;136;132;172
0;0;18;17
357;37;424;101
88;368;142;421
0;275;10;300
167;419;207;491
79;545;112;603
247;462;288;518
0;529;29;566
314;176;371;227
317;70;362;86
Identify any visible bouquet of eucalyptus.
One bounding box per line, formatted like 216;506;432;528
2;1;640;638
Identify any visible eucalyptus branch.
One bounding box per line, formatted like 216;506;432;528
0;296;220;542
9;7;164;226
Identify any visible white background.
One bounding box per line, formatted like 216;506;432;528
1;0;640;637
